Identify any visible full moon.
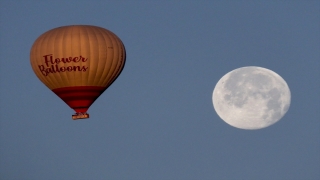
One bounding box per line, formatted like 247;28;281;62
212;66;291;130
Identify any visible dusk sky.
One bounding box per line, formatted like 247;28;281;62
1;1;319;180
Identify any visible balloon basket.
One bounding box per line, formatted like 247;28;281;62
72;112;89;120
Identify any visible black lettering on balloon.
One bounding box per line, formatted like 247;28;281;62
38;54;89;76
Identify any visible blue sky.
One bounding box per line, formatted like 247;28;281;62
1;1;319;180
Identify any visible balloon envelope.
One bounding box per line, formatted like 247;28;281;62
30;25;126;118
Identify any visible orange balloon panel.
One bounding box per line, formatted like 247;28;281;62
30;25;126;114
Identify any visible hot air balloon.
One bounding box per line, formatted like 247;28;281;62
30;25;126;120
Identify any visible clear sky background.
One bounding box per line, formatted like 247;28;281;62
1;1;319;180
